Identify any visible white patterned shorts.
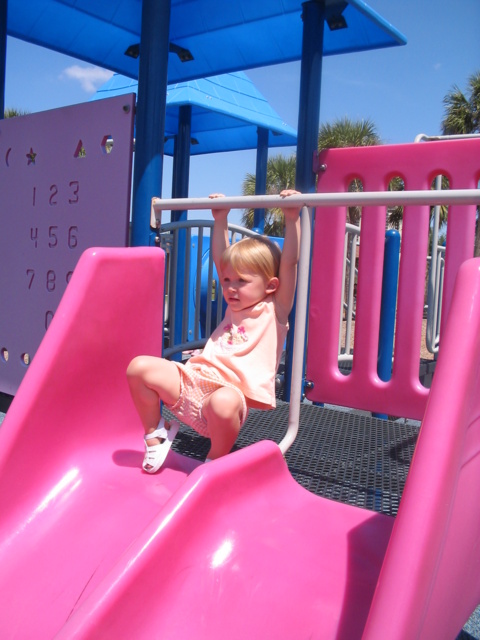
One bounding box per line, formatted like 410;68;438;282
165;362;248;437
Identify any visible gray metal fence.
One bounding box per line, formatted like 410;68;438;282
158;220;259;358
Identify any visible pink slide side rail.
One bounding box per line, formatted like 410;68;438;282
364;258;480;639
0;248;199;637
307;138;480;419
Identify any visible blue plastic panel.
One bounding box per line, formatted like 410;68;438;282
7;0;406;83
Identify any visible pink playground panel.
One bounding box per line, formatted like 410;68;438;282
307;138;480;419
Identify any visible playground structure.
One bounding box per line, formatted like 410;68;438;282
0;138;480;638
2;2;479;636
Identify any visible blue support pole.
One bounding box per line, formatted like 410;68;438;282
374;229;400;419
172;104;192;359
253;126;269;233
131;0;171;247
284;0;325;401
0;0;7;119
171;104;192;217
295;1;324;195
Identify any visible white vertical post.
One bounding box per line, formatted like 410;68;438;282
279;205;312;454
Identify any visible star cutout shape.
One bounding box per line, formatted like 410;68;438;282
26;148;37;165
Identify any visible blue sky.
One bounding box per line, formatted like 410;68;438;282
5;0;480;210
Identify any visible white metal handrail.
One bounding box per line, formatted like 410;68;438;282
414;133;480;143
340;223;360;362
152;189;480;215
425;246;446;353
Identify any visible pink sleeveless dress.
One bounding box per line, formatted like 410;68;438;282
188;294;288;409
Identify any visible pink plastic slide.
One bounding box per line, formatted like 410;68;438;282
2;244;480;638
0;247;395;638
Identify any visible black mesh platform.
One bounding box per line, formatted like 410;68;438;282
168;401;420;518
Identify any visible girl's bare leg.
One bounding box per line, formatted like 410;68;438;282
202;387;244;460
126;356;181;446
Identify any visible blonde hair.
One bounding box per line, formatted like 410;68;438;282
220;236;281;282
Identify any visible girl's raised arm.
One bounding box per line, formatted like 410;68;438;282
275;190;302;324
209;193;230;276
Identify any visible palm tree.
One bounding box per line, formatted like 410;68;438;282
318;117;382;227
241;154;296;236
4;107;29;118
242;118;383;234
318;116;381;150
316;118;383;319
441;72;480;135
441;71;480;255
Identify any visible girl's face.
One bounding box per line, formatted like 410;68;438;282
221;263;278;312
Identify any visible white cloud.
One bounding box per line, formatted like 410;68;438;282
60;65;114;93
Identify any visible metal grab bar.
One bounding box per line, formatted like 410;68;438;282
279;205;311;454
414;132;480;142
341;223;360;361
152;189;480;215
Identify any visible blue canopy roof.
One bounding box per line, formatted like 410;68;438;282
92;72;297;156
7;1;406;83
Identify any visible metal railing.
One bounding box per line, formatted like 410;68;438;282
340;223;360;361
157;220;259;358
424;173;445;354
415;133;480;353
153;190;480;213
426;245;446;354
334;221;445;364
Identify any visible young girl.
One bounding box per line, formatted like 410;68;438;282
127;189;301;472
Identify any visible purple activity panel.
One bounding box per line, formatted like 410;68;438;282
0;94;135;395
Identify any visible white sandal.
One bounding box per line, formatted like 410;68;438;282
143;418;179;473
